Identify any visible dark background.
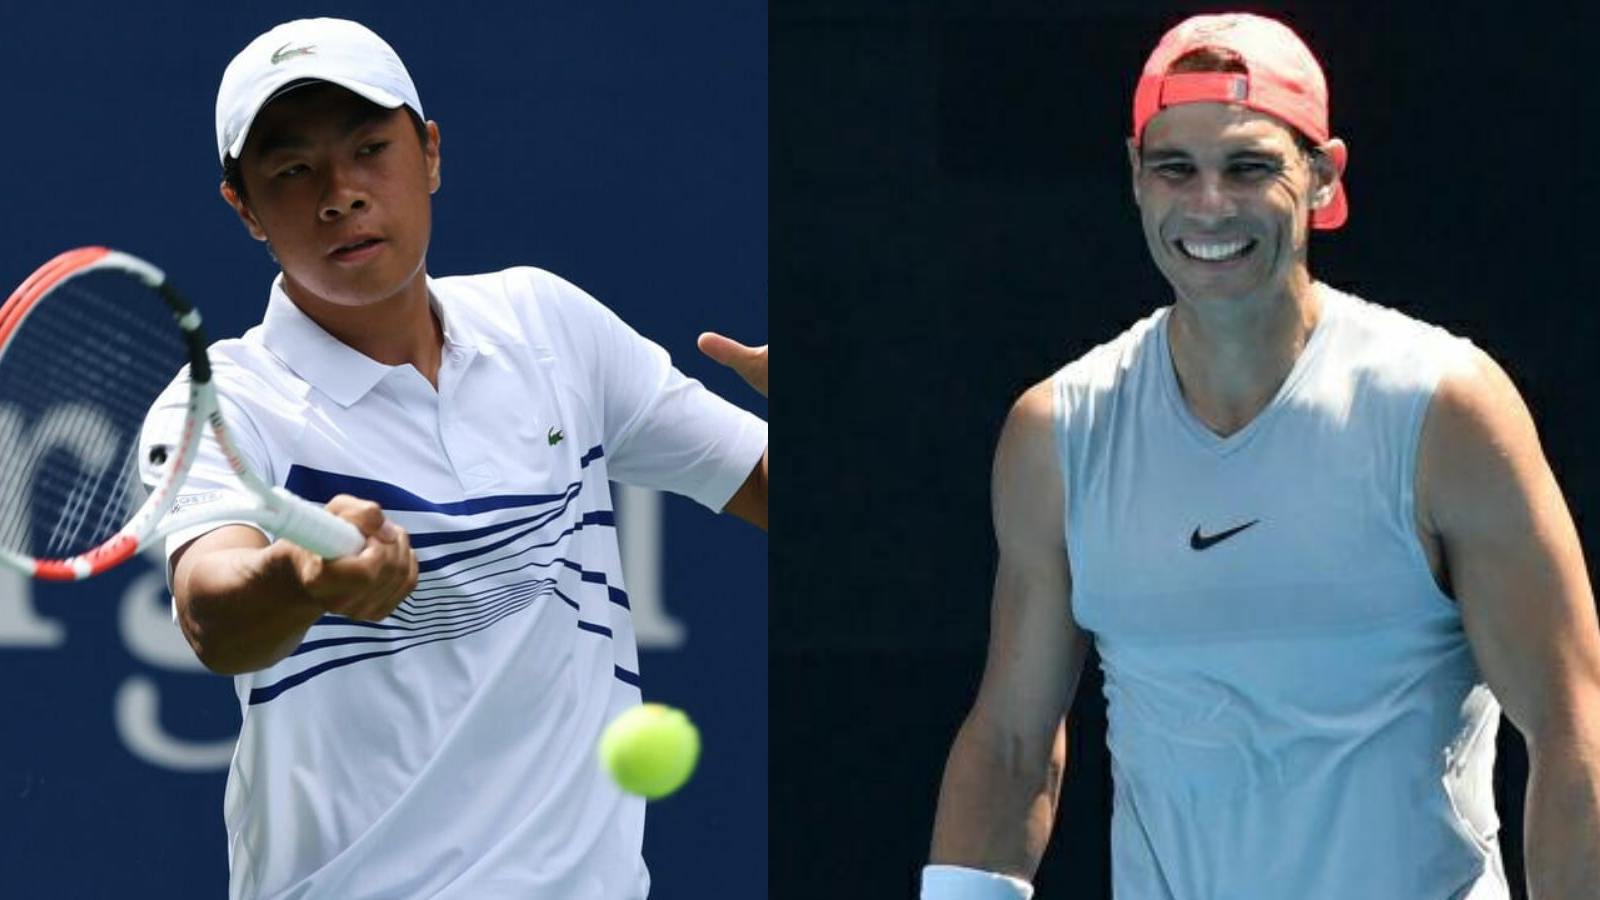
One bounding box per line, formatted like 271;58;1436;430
0;1;765;897
774;1;1588;897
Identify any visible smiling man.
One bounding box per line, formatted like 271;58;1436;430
140;17;767;900
924;13;1600;900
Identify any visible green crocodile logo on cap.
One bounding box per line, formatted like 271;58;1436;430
548;426;565;447
271;43;316;65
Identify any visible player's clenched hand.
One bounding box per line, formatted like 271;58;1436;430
698;332;767;398
287;494;419;621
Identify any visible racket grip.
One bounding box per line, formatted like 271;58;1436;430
269;487;368;558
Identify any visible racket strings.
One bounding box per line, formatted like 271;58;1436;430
0;271;190;559
11;360;177;558
31;286;186;554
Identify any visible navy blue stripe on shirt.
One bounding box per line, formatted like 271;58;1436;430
243;452;638;704
390;578;556;624
311;555;622;634
416;505;594;575
255;586;628;705
413;510;616;578
251;600;540;705
407;483;581;549
283;447;603;512
408;545;596;598
294;585;548;655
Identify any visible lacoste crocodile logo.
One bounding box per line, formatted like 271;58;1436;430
1189;519;1259;551
271;43;316;65
547;426;565;446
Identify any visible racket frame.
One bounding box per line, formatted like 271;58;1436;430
0;247;363;580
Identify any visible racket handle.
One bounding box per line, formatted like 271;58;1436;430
268;487;368;558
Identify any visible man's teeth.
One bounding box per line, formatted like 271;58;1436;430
1180;238;1251;261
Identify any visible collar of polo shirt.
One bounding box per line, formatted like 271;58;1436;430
259;274;495;406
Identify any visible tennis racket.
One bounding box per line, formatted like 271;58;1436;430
0;246;365;581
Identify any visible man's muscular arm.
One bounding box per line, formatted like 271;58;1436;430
1419;350;1600;900
171;495;420;675
928;381;1092;883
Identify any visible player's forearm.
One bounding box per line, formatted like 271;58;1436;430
724;447;768;531
1524;725;1600;900
179;542;324;675
929;714;1063;879
753;447;767;529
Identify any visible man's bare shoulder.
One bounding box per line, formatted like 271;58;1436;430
1423;345;1532;466
992;379;1065;546
1418;343;1544;537
995;379;1057;472
1009;378;1056;430
1427;345;1524;430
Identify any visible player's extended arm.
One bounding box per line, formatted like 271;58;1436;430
699;331;767;531
926;382;1092;893
1419;351;1600;900
170;496;420;675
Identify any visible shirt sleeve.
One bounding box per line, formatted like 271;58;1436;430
137;362;277;574
534;271;767;512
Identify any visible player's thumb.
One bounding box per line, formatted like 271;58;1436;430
697;332;751;367
698;332;768;397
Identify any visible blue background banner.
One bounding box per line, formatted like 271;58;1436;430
0;3;765;896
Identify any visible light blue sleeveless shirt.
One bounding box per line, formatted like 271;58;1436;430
1055;285;1509;899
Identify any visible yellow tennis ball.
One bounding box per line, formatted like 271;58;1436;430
598;703;701;799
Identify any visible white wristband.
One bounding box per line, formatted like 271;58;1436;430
921;864;1035;899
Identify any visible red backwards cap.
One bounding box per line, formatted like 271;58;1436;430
1132;13;1348;230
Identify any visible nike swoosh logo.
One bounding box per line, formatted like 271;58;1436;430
1189;519;1259;551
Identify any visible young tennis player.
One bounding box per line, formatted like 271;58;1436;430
140;17;766;900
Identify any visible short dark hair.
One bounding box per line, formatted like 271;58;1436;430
222;102;430;204
1163;47;1315;155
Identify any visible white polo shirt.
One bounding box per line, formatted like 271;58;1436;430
138;267;766;900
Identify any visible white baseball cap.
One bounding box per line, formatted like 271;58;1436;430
215;18;424;164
